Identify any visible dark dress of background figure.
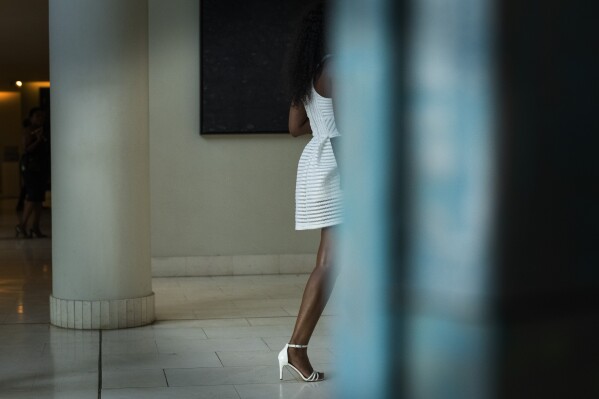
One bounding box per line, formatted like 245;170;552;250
16;108;50;238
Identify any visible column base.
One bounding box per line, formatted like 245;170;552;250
50;293;155;329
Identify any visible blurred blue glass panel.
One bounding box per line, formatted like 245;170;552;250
406;0;495;398
333;0;496;397
332;0;399;398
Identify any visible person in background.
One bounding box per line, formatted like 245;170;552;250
278;1;341;383
16;108;50;238
15;117;31;214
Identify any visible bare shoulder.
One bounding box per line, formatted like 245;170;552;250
314;59;334;98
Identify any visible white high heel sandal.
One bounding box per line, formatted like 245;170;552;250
278;343;324;382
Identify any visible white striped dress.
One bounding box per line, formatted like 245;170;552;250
295;84;342;230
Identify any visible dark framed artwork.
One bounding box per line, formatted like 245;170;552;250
200;0;319;134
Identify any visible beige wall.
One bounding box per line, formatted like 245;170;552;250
0;82;50;197
0;92;22;150
148;0;319;260
0;92;22;196
20;82;50;122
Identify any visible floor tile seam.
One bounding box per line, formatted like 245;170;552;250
214;348;285;353
99;384;243;395
155;336;268;342
163;365;282;372
166;381;302;388
199;326;209;339
232;384;244;399
167;379;304;387
121;364;230;372
206;325;293;339
98;329;102;399
231;380;307;388
162;368;169;387
102;353;227;361
281;306;295;316
43;339;100;344
152;349;268;356
214;350;225;367
151;319;251;327
259;336;271;350
231;304;291;311
101;365;223;372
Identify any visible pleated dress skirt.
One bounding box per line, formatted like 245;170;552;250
295;136;342;230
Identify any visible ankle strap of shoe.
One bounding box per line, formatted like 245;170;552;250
288;343;308;348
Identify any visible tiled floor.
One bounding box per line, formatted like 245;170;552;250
0;199;336;398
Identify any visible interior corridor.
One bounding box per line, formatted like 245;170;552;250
0;199;335;399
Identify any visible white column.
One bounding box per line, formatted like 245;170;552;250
49;0;154;329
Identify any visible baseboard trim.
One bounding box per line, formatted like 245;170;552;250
151;254;316;277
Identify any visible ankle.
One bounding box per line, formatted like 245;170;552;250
288;342;308;348
287;345;309;362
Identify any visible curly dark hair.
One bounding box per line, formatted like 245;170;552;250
287;2;328;106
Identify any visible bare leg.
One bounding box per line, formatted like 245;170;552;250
288;226;339;377
20;200;35;229
31;202;43;232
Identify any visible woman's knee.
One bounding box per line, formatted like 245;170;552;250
315;257;333;273
314;256;339;280
315;227;337;274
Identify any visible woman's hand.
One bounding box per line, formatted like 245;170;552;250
31;128;43;140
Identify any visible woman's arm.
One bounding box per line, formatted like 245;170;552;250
288;102;312;137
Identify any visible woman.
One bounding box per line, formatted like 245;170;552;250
16;108;50;238
278;2;341;383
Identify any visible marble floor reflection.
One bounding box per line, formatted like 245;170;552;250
0;199;335;398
